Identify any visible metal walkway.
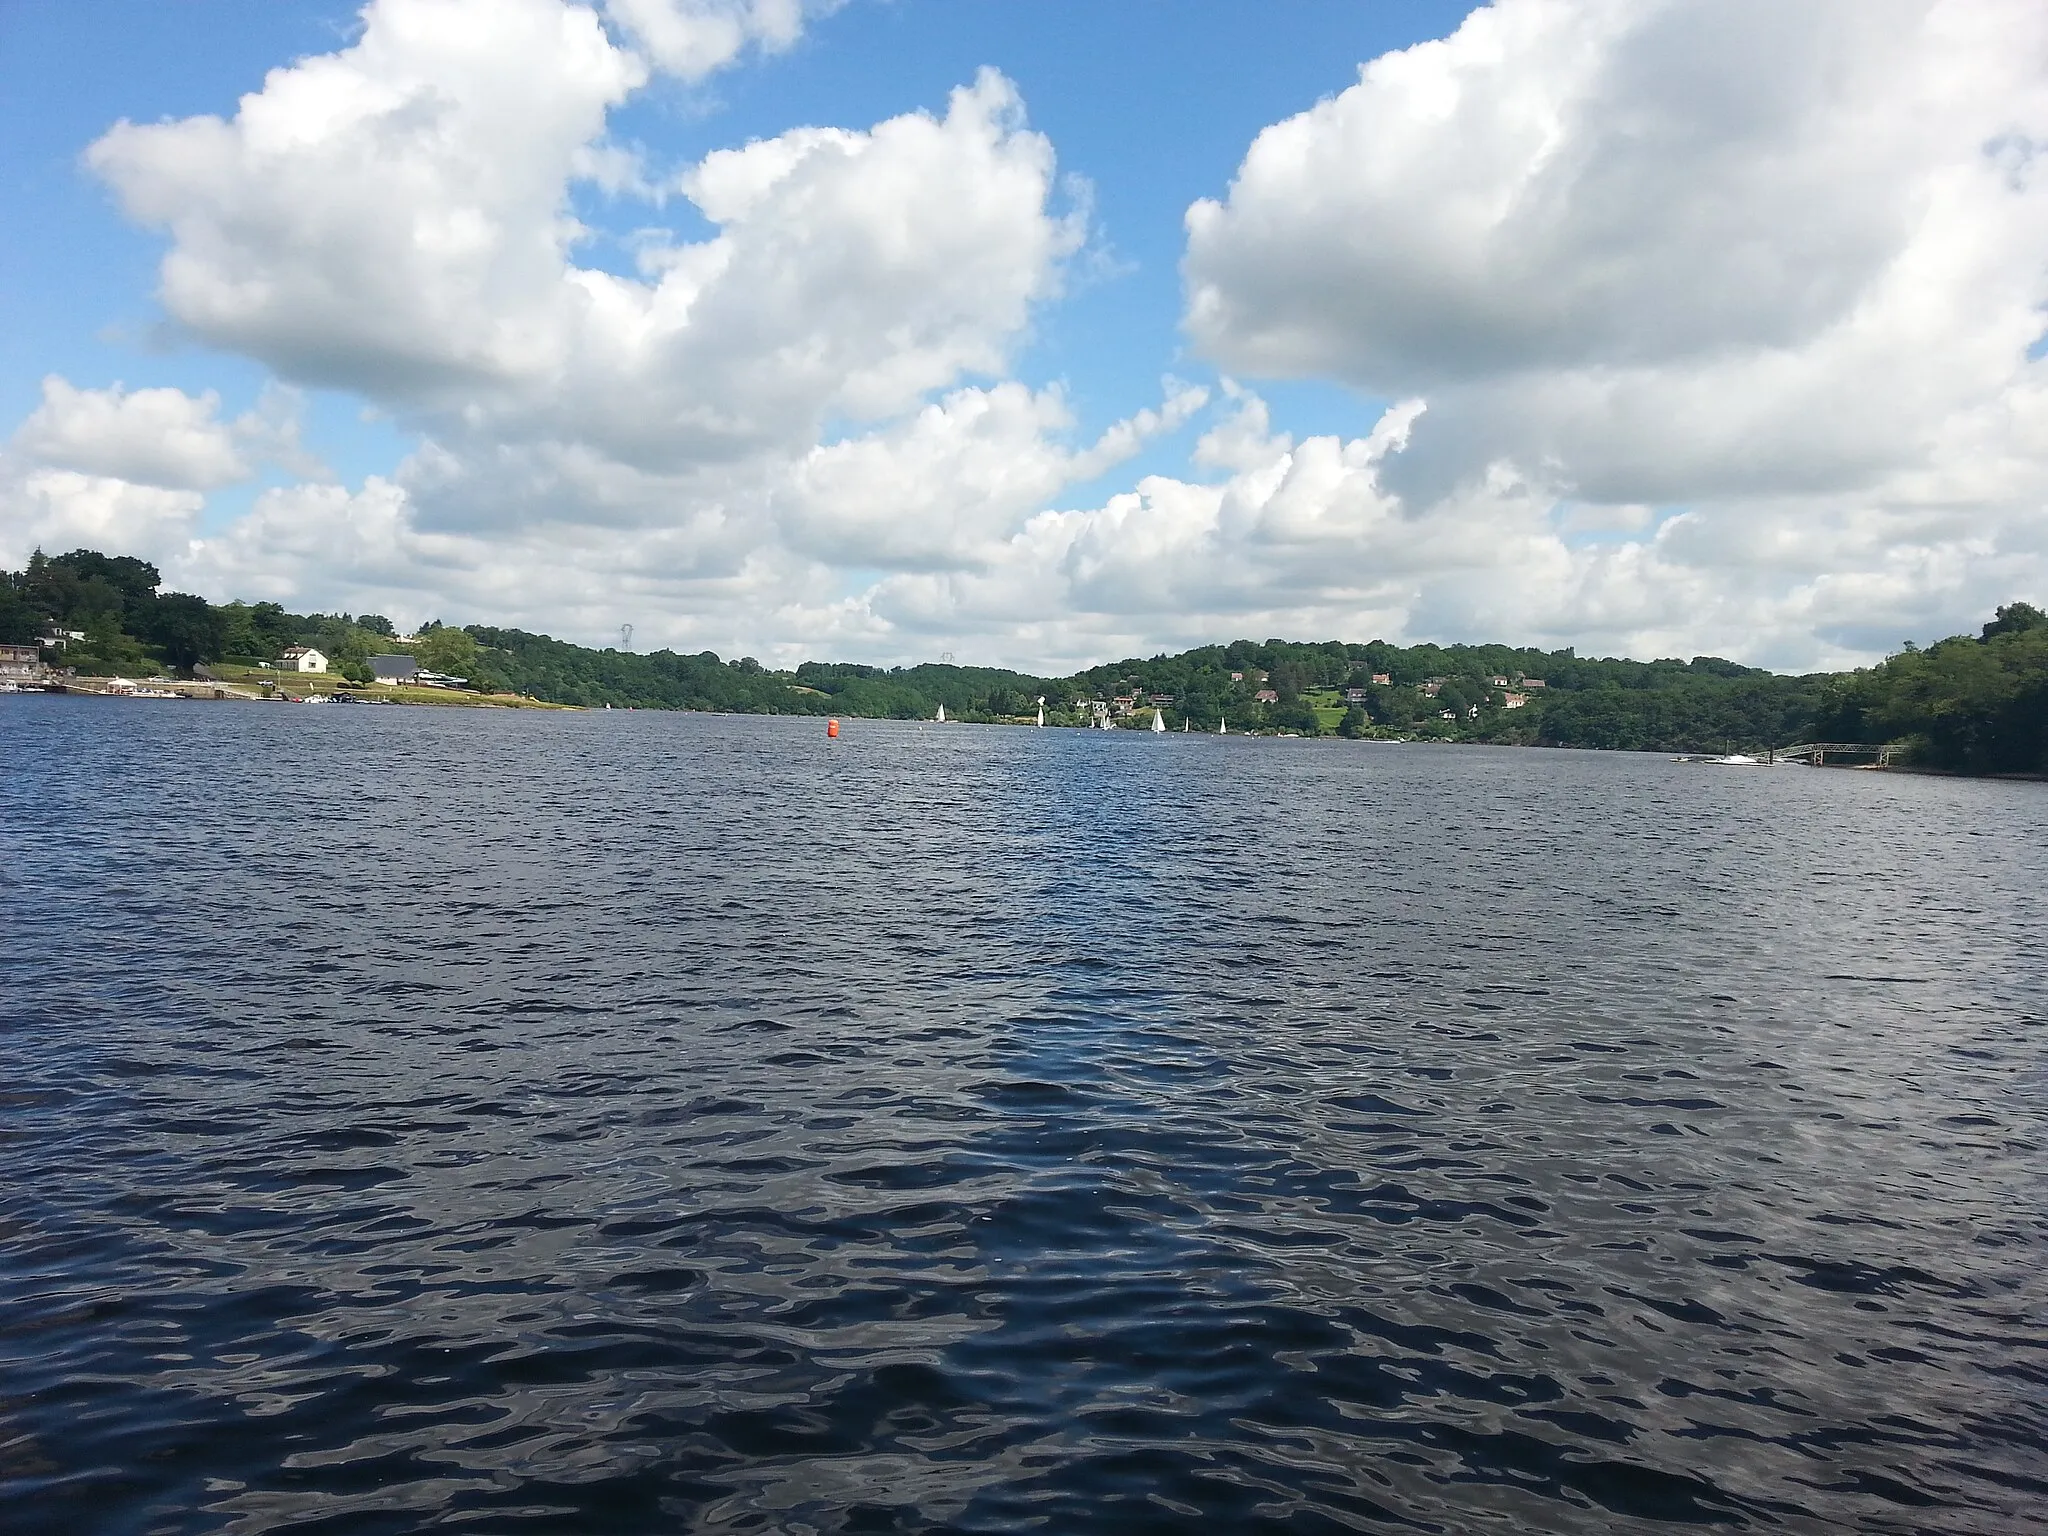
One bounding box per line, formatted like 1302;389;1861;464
1767;742;1900;766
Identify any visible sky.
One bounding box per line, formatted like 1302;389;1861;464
1;0;2044;672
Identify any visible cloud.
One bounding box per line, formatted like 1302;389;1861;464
777;380;1206;570
0;376;330;573
0;470;205;571
11;376;250;491
1169;0;2048;655
604;0;834;81
88;0;1074;476
1180;0;2048;507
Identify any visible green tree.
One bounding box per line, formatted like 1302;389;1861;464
0;584;38;644
416;626;481;677
1982;602;2046;640
146;592;228;673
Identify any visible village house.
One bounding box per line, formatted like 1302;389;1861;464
1147;693;1174;706
1255;688;1279;704
1503;693;1530;709
1419;680;1444;697
0;643;44;682
278;646;327;674
1521;678;1547;689
1344;687;1369;702
1489;675;1511;688
1370;673;1391;685
369;654;418;685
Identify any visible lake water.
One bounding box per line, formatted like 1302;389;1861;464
3;696;2045;1534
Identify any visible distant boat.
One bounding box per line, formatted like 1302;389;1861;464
1218;716;1226;735
1152;708;1166;732
935;702;946;723
1036;696;1045;727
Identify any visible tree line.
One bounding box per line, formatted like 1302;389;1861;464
4;547;2041;772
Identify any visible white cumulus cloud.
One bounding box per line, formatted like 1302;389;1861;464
604;0;832;81
1172;0;2048;658
12;376;250;491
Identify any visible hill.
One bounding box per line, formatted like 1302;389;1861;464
4;547;2042;771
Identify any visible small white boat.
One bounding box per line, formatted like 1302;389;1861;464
1036;696;1045;727
1218;716;1226;735
1151;708;1166;732
935;702;946;723
1704;753;1758;765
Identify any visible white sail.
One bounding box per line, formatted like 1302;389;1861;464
1036;696;1045;727
1218;717;1226;734
1152;708;1166;732
935;702;945;723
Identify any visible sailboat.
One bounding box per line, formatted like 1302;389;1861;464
1036;696;1045;727
935;702;946;723
1151;708;1166;732
1218;716;1226;735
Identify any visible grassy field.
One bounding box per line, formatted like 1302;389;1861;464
1306;690;1349;732
201;665;574;709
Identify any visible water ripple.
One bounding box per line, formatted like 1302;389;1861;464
2;698;2044;1532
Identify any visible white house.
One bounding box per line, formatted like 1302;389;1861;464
278;646;327;673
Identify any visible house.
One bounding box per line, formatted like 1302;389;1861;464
1522;678;1547;689
369;654;418;685
1255;688;1279;704
1489;675;1511;688
0;643;43;681
1371;673;1391;685
1503;692;1530;709
1344;688;1369;703
1147;693;1174;706
278;646;327;674
40;629;85;648
1229;671;1244;682
1419;681;1443;698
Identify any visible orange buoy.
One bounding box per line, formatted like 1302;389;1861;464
826;718;840;738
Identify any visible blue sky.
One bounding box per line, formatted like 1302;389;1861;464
1;0;2041;668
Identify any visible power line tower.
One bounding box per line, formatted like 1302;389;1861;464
619;623;634;652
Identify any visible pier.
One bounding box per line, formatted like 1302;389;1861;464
1767;742;1900;766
